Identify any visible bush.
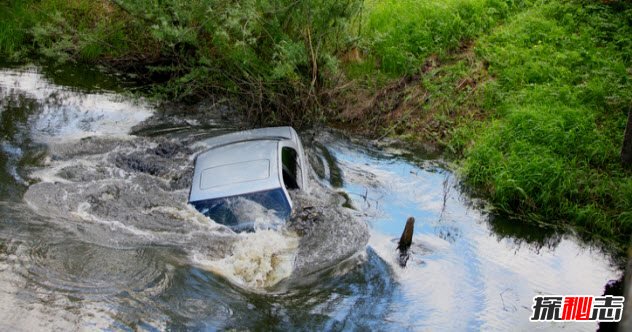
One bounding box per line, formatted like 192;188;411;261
111;0;363;125
1;0;363;125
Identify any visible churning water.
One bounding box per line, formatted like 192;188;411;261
0;65;624;331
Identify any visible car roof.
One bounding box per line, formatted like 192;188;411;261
189;127;299;204
195;126;296;150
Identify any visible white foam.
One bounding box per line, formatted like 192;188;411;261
191;230;299;290
73;201;157;239
148;205;226;232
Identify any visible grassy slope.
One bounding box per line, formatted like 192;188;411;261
463;1;632;241
361;0;517;76
340;0;522;142
359;0;632;244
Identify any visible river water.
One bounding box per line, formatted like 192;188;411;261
0;64;624;331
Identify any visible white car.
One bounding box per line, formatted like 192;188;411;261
189;127;308;231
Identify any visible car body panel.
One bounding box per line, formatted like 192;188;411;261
190;140;281;202
200;159;271;190
188;127;307;230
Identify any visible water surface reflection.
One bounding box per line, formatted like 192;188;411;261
0;65;623;331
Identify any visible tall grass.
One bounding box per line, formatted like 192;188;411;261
362;0;520;75
0;1;147;62
461;0;632;242
0;2;35;60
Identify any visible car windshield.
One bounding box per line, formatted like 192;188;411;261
190;188;291;232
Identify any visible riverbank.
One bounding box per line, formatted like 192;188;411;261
2;0;631;247
343;0;632;248
360;0;632;248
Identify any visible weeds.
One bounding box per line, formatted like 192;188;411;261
1;0;363;126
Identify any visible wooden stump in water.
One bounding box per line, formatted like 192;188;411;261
397;217;415;267
397;217;415;251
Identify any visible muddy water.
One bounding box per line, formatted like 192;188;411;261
0;65;623;331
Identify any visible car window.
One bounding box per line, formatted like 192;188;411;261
281;147;300;190
191;188;291;232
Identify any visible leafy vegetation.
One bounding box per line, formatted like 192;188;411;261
1;0;362;125
1;1;146;62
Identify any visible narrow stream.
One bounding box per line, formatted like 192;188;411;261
0;65;623;331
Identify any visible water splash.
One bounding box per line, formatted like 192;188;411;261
191;230;300;290
23;133;368;290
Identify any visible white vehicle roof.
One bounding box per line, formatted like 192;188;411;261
188;127;306;204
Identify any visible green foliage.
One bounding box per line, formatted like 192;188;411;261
109;0;362;125
1;0;362;125
0;2;36;60
1;0;150;63
461;0;632;242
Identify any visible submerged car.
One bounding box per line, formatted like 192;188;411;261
188;127;307;231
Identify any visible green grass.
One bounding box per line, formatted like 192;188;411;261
361;0;520;76
0;2;36;60
0;0;148;62
352;0;632;245
460;0;632;243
